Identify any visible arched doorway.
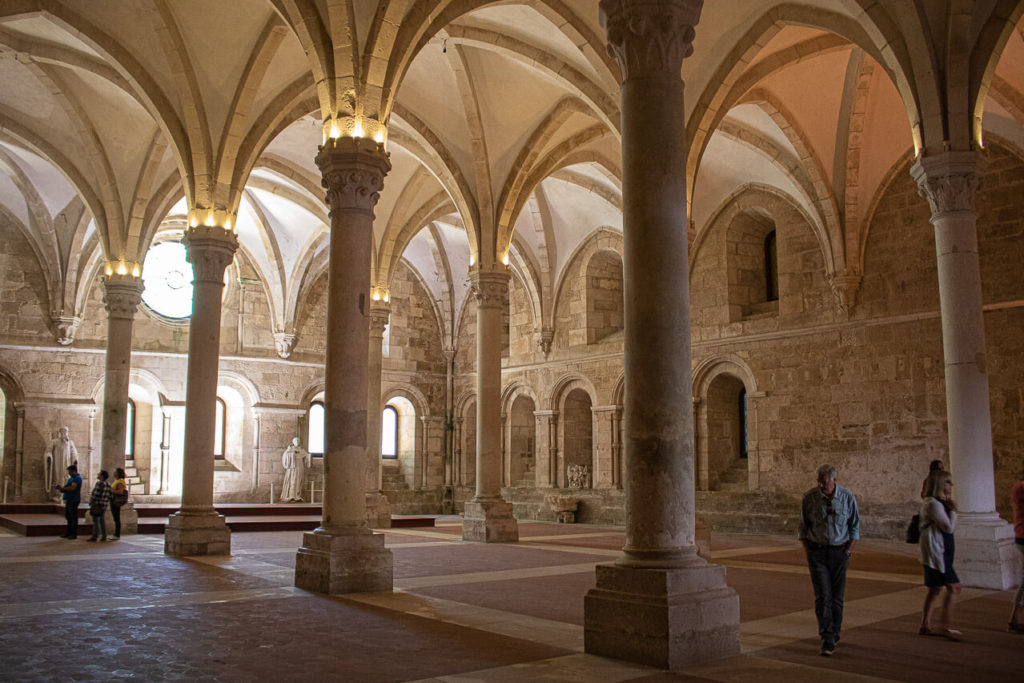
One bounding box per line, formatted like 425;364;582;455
462;400;476;486
562;388;593;488
508;395;536;487
705;374;748;491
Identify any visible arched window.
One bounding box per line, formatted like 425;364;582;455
764;230;779;302
308;400;325;456
381;405;398;459
738;388;748;459
125;398;136;459
214;397;226;459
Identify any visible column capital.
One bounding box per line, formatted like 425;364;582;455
369;300;391;337
469;266;509;309
50;313;82;345
910;151;985;221
273;331;297;359
600;0;703;81
316;137;391;216
101;274;144;320
182;226;238;283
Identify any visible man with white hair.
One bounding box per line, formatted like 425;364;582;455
799;463;860;657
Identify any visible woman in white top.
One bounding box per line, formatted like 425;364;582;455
918;470;961;640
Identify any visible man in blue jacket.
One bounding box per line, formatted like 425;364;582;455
55;464;82;539
799;464;860;657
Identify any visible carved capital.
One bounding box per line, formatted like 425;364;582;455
50;314;81;345
182;226;238;283
101;274;144;320
910;151;984;220
827;273;862;314
537;327;554;355
316;137;391;216
369;300;391;337
273;332;297;359
469;268;509;310
600;0;703;81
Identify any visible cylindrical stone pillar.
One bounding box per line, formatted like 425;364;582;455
99;275;143;475
100;273;143;535
165;226;237;557
365;300;391;526
911;151;1018;590
585;0;739;669
462;267;518;542
294;136;393;594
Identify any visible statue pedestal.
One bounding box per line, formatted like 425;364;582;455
584;558;740;670
164;511;231;556
955;512;1021;590
462;499;518;542
295;525;393;594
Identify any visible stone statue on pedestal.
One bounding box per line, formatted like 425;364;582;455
46;426;78;498
280;437;310;502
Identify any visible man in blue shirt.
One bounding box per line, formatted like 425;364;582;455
798;464;860;657
55;464;82;539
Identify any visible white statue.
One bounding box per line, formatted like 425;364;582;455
280;437;310;502
46;426;78;496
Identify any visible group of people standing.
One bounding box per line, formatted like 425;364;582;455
798;460;1024;657
54;465;129;541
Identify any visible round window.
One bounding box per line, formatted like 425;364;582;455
141;242;193;319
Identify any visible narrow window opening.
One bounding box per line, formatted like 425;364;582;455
308;401;325;457
126;398;136;459
764;230;779;302
739;388;748;459
214;397;226;459
381;405;398;459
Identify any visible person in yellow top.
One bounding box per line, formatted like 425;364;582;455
109;467;129;540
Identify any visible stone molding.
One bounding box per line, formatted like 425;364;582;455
101;275;144;320
537;327;554;355
910;151;984;220
469;268;510;310
316;137;391;216
183;226;238;283
600;0;703;80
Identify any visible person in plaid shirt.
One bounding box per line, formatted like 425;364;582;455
87;470;112;542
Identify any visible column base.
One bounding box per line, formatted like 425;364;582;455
584;557;740;671
365;492;392;528
462;499;519;542
954;512;1021;590
295;525;393;594
164;511;231;556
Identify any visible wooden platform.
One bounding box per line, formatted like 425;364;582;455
0;503;436;536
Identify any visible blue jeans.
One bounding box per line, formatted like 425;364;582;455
806;545;849;644
90;508;107;540
64;500;79;538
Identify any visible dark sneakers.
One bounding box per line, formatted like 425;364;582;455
820;640;836;656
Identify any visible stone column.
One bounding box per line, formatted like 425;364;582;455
164;226;237;557
911;151;1019;590
462;267;518;542
294;136;393;594
100;273;144;534
454;416;464;486
585;0;739;670
365;300;392;527
533;410;558;488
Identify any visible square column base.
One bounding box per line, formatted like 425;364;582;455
584;560;740;671
164;511;231;556
955;512;1021;590
366;492;392;528
295;526;393;594
462;499;519;543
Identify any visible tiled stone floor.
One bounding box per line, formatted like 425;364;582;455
1;521;1021;681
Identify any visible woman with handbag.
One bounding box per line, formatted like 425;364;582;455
918;470;961;640
109;467;129;540
86;470;111;542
